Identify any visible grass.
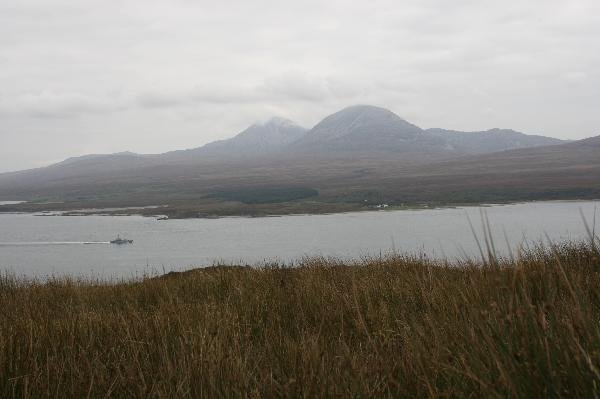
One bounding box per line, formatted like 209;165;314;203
0;240;599;397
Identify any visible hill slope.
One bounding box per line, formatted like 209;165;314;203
0;105;587;214
291;105;564;155
426;128;566;155
291;105;430;151
0;104;565;184
169;117;308;160
365;135;600;205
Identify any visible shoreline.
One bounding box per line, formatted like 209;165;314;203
1;197;598;220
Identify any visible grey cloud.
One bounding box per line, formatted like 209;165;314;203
136;74;366;109
0;91;129;118
0;0;599;172
136;91;186;109
136;85;260;108
258;74;367;102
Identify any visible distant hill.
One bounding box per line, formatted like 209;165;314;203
574;135;600;147
289;105;565;155
169;117;308;160
0;151;157;189
426;128;566;155
290;105;433;152
56;151;147;166
1;104;566;174
204;117;307;153
0;104;589;211
424;133;600;173
370;134;600;205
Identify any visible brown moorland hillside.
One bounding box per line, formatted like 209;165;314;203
0;133;597;218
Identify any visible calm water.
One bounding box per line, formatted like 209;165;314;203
0;200;597;280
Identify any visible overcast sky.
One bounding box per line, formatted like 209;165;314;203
0;0;598;172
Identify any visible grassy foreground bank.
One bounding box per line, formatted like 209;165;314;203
1;243;599;397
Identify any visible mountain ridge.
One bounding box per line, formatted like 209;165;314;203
3;104;568;175
198;116;308;154
0;104;575;195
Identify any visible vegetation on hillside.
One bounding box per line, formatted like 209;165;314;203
1;132;599;219
208;186;319;204
1;239;599;397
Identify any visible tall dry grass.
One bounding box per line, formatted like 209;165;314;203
0;242;599;397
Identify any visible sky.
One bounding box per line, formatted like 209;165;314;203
0;0;599;172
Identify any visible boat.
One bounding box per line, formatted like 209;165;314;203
110;235;133;245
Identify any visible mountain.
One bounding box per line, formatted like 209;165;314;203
56;151;148;167
167;117;307;161
291;105;439;152
3;105;566;174
290;105;564;155
203;117;307;153
426;128;566;154
376;134;600;204
0;151;156;189
296;105;421;143
574;135;600;147
0;105;580;207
